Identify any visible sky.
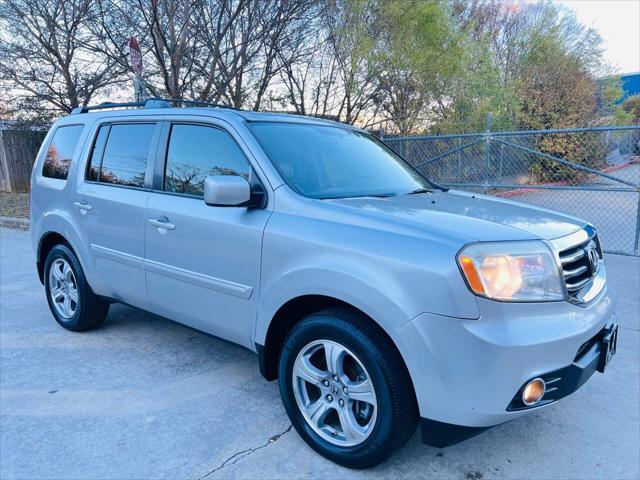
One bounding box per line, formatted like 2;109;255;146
556;0;640;74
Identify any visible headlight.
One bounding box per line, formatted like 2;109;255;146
457;241;565;302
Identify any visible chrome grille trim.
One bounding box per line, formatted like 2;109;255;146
550;226;606;304
563;264;588;278
566;276;591;291
560;249;585;265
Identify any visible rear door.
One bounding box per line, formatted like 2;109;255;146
143;120;272;347
71;120;161;307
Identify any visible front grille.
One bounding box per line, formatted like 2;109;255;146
558;234;602;299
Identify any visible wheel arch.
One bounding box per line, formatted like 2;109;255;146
36;225;91;288
257;295;418;416
36;231;73;284
34;208;95;289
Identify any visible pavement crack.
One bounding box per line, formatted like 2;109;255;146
199;424;292;478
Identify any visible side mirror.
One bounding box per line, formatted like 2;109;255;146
203;175;265;208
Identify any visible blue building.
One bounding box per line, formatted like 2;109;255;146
619;71;640;102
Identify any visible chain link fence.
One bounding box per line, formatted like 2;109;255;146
383;121;640;256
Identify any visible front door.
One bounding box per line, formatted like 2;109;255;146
144;122;272;347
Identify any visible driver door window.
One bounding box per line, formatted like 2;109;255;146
164;124;250;196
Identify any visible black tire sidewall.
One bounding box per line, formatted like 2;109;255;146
44;244;87;330
278;313;400;468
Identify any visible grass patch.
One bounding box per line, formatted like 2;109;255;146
0;192;30;218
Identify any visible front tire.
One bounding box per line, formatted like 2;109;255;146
278;308;417;468
44;244;109;331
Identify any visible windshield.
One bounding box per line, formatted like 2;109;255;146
249;122;431;199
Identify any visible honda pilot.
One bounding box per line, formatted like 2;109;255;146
30;99;618;468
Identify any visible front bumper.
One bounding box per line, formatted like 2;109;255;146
419;321;618;447
506;321;618;411
392;284;616;444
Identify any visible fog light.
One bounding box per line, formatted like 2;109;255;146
522;378;546;406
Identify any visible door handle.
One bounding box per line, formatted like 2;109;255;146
148;217;176;231
73;201;93;212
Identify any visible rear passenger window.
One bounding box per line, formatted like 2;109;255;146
42;125;84;180
164;124;251;196
87;123;155;188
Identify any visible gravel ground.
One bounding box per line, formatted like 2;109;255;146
0;193;29;219
0;226;639;480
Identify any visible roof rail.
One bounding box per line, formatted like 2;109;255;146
71;101;149;115
70;97;242;115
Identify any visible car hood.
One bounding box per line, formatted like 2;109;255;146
324;189;587;242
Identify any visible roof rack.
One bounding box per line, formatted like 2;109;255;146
70;97;243;115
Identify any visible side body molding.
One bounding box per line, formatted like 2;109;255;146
90;244;254;299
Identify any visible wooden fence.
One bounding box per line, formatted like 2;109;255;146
0;128;47;193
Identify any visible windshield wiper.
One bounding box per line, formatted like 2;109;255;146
406;188;431;195
362;192;398;198
319;192;398;199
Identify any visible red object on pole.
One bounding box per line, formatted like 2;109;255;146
129;36;143;76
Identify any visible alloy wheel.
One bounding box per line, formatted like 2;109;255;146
48;258;78;319
292;339;377;447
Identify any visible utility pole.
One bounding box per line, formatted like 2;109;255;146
129;36;147;102
484;112;492;194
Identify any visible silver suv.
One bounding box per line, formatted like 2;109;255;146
30;99;618;468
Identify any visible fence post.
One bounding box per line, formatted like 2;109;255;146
457;137;461;183
635;191;640;255
498;143;504;184
484;112;492;194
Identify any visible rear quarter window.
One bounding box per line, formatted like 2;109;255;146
42;125;84;180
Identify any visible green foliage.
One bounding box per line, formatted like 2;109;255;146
373;0;614;139
463;1;612;183
434;37;519;133
621;95;640;155
528;132;607;184
622;95;640;125
374;0;465;134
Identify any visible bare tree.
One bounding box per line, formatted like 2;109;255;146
277;29;326;115
320;0;380;124
196;0;312;109
89;0;235;101
192;0;249;103
90;0;309;109
87;0;162;97
248;0;316;110
274;0;379;123
276;24;342;118
0;0;127;114
132;0;205;99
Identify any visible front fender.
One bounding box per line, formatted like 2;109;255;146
255;265;415;346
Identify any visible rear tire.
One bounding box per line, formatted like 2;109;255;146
44;244;109;331
278;307;417;468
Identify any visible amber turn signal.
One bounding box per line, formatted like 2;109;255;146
458;255;486;295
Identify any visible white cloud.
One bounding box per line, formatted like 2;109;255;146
556;0;640;73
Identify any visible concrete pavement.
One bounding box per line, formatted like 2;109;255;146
1;227;638;479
